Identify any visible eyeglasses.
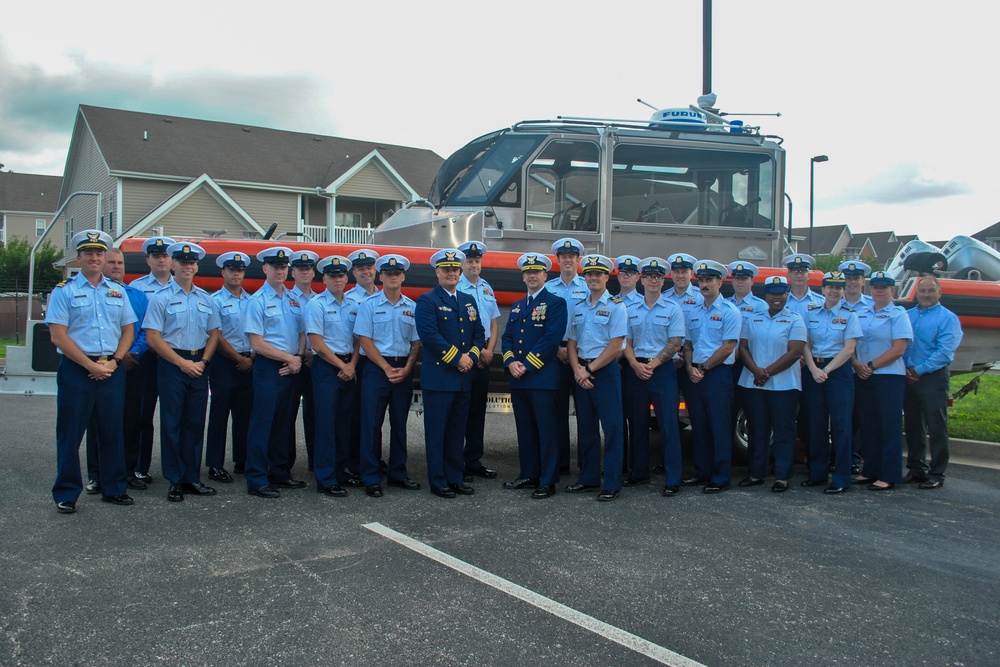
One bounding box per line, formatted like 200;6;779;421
642;275;665;281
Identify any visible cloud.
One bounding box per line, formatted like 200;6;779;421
826;164;972;207
0;42;333;173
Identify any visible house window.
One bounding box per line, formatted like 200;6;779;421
336;212;364;228
36;219;46;237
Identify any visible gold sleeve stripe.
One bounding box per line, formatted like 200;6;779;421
442;346;458;363
469;346;481;357
502;351;514;361
526;353;544;369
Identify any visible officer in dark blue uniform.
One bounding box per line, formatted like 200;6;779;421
205;251;254;481
144;242;222;502
129;235;175;484
416;249;485;498
244;246;306;498
306;255;358;498
567;254;628;501
623;257;686;495
47;230;138;513
501;254;568;499
354;254;422;498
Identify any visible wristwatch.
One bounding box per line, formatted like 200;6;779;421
111;356;123;365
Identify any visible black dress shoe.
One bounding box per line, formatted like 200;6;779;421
771;481;789;493
824;485;848;494
532;485;556;499
738;477;764;487
903;472;929;484
850;464;862;476
168;484;185;502
652;464;665;474
868;482;895;491
597;489;620;501
431;486;456;499
448;483;475;495
387;477;421;490
85;479;101;495
365;484;384;498
502;478;539;490
271;478;307;489
702;482;730;494
565;483;600;493
208;467;234;483
464;465;497;479
101;493;134;506
249;485;280;498
134;472;154;483
233;464;246;474
918;479;943;490
181;481;217;496
800;479;827;487
126;477;147;490
681;476;708;486
623;476;650;486
56;501;76;514
318;485;347;497
342;476;364;488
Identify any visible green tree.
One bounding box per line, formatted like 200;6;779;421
813;252;844;273
0;237;64;291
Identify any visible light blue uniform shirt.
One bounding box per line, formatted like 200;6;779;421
786;289;824;322
686;297;741;366
289;285;317;350
727;293;768;325
905;303;963;375
854;302;913;375
345;286;380;356
353;292;419;357
626;297;685;358
46;273;138;356
129;273;172;298
306;290;357;355
617;289;644;310
738;307;807;391
842;294;874;311
143;282;221;350
661;283;703;316
546;275;588;340
568;291;628;359
245;282;305;355
212;287;252;353
458;274;502;338
805;303;862;359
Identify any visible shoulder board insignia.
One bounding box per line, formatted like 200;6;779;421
611;296;622;304
55;281;67;288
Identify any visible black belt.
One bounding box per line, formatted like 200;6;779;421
238;351;253;358
579;358;597;365
635;357;653;364
813;357;831;364
559;342;568;348
171;348;205;358
382;356;408;364
332;353;353;363
86;355;110;362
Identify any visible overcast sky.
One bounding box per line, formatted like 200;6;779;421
2;0;997;242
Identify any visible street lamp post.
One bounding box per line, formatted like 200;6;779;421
809;155;829;256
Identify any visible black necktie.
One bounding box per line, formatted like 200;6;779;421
526;294;534;309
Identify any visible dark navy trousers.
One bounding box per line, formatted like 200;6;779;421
136;350;159;475
463;363;490;470
856;373;905;484
423;389;470;489
53;359;127;503
311;357;356;488
573;363;623;490
555;357;574;470
287;364;315;469
805;364;854;488
511;388;560;486
244;357;297;491
157;353;209;485
626;363;682;486
359;360;411;486
86;362;143;482
743;387;800;481
205;356;253;470
685;365;733;485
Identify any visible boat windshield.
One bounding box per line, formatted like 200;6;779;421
441;133;545;206
611;143;775;229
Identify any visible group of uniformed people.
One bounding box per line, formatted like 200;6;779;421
48;229;962;513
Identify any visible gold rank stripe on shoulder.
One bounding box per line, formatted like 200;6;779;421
469;346;481;358
526;352;545;369
442;345;459;363
55;281;68;289
502;350;514;362
611;296;623;304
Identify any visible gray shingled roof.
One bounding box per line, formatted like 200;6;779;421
0;172;63;213
79;105;444;196
808;224;850;255
855;231;899;263
973;221;1000;242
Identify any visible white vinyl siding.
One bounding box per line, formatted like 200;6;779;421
155;188;255;239
336;162;407;200
228;188;298;237
59;123;115;250
121;180;184;228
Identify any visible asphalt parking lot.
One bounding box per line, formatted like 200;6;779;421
1;393;999;666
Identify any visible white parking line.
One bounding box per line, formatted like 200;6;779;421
363;522;706;667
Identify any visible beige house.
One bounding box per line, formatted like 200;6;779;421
0;172;64;249
57;105;444;258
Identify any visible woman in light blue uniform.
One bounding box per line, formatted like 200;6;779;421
801;272;862;493
738;276;807;492
850;272;913;490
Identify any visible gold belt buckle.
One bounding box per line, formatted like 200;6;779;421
98;355;108;362
190;349;198;355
